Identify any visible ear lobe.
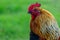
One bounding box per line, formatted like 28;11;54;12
38;11;41;13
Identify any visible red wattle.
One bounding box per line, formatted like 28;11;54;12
31;15;36;20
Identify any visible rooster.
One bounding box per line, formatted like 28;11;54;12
28;3;60;40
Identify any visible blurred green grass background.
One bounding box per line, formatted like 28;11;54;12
0;0;60;40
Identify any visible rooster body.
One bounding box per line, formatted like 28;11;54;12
28;3;60;40
30;8;60;40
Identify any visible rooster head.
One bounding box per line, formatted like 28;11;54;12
28;3;41;20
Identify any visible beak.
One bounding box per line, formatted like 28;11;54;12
28;11;30;13
28;11;31;14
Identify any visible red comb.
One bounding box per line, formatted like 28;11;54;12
35;3;41;7
28;3;41;11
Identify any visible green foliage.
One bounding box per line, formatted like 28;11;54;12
0;0;60;40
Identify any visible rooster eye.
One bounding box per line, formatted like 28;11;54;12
34;9;37;11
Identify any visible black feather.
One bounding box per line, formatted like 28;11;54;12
30;31;39;40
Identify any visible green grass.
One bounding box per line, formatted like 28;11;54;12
0;0;60;40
